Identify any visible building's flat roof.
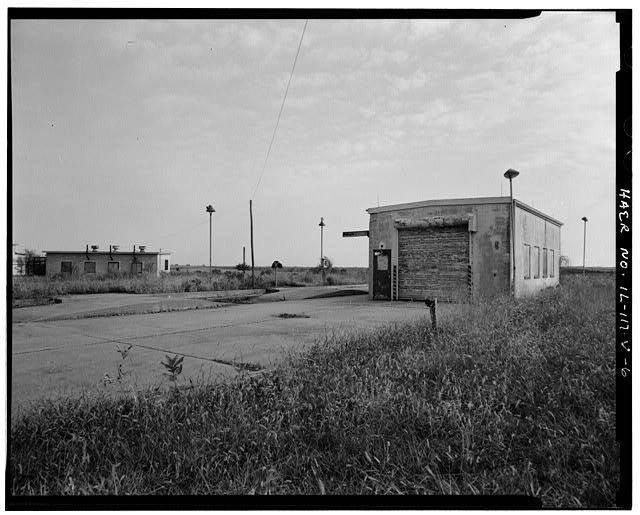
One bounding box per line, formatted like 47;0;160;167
367;196;562;226
513;199;563;227
366;196;511;214
45;251;171;255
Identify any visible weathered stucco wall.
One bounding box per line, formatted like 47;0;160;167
368;200;511;300
46;252;161;277
513;205;561;297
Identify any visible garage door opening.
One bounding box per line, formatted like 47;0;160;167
398;225;470;302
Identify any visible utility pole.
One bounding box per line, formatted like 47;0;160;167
319;217;326;285
250;200;255;288
242;245;246;283
206;204;215;273
581;216;588;272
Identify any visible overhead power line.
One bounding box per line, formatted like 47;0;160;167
251;19;308;200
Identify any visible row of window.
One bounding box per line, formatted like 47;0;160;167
523;245;555;279
62;261;144;274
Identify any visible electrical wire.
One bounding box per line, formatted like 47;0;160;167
251;19;308;200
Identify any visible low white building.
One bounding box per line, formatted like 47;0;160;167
45;245;171;277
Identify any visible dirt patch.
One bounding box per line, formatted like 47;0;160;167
275;313;311;319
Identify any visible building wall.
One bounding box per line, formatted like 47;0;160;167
46;252;161;277
513;205;561;297
368;200;511;300
160;253;172;273
13;252;25;276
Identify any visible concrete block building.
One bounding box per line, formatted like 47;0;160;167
45;246;171;278
365;197;562;301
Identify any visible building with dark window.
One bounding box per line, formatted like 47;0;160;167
363;197;562;301
44;245;171;278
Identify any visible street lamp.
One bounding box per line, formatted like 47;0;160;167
581;216;588;272
319;217;326;284
206;204;215;273
504;168;520;295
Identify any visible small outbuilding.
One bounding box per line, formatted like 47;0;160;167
362;196;562;301
45;245;171;278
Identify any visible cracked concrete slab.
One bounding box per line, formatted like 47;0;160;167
10;287;453;418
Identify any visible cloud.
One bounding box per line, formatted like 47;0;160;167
364;47;410;68
392;68;429;92
402;19;453;41
310;46;368;64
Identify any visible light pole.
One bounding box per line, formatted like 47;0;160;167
504;168;520;295
206;204;215;273
581;216;588;272
319;217;326;285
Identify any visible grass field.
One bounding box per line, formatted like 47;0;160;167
9;274;617;505
12;267;368;303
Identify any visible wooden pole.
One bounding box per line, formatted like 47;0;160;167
431;298;437;330
425;297;437;330
250;200;255;289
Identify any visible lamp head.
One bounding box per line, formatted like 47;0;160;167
206;205;215;214
581;216;588;222
503;168;520;180
319;217;325;227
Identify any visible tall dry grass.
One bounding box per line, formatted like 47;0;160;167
12;267;368;301
10;274;616;505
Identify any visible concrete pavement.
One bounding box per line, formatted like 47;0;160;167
11;286;447;417
10;285;368;323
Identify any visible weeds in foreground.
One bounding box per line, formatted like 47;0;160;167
10;275;616;505
160;355;184;383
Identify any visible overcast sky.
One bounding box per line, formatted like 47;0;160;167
11;12;619;267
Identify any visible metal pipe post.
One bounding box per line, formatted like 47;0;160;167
582;217;588;272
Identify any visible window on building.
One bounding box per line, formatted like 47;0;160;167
84;261;96;274
131;262;143;274
61;261;73;275
108;261;120;273
533;246;540;278
377;253;388;271
164;259;169;271
542;248;548;278
523;244;531;279
550;249;555;278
